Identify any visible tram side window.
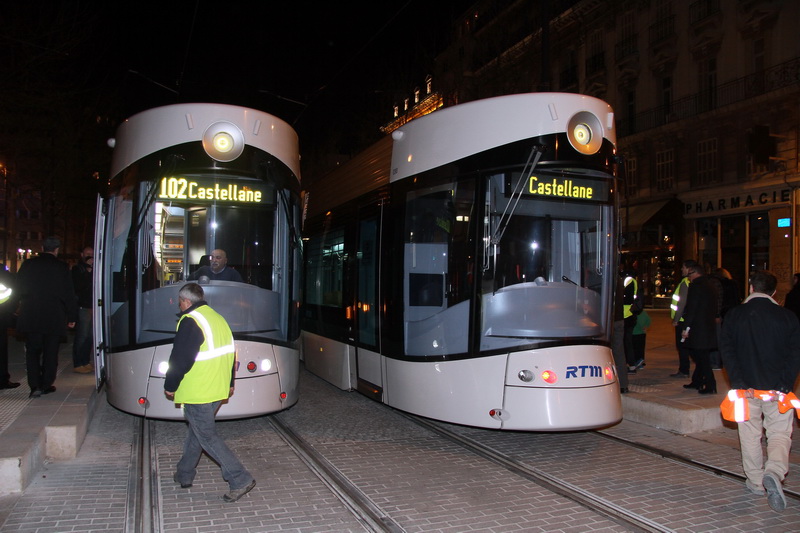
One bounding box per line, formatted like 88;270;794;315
403;178;475;356
304;228;345;308
106;196;134;349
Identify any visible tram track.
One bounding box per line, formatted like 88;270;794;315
268;414;406;533
399;413;672;533
595;429;800;501
125;417;162;533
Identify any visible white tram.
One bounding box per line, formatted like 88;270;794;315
301;93;623;430
95;103;302;419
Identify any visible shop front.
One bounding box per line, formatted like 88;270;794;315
681;182;798;301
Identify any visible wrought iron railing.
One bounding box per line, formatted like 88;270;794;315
618;57;800;137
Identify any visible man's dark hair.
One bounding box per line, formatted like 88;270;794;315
43;236;61;252
749;270;777;295
179;282;205;304
683;259;700;274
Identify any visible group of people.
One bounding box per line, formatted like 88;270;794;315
2;241;253;502
633;261;800;513
0;237;94;395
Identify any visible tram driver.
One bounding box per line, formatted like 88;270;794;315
188;249;243;283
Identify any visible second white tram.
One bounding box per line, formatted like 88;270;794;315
302;93;623;430
95;103;302;419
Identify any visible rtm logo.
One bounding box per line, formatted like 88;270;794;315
566;365;602;378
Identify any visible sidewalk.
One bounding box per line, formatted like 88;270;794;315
622;308;734;434
0;334;98;496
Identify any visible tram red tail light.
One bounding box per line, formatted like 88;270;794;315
604;366;614;380
541;370;557;384
246;361;257;373
138;397;148;408
280;392;287;400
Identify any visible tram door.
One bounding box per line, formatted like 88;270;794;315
92;195;107;389
353;204;383;400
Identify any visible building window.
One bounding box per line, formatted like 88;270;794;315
753;37;765;72
698;57;717;112
586;30;605;76
425;76;432;95
414;87;420;104
661;76;673;121
625;157;638;196
656;149;674;191
696;138;719;186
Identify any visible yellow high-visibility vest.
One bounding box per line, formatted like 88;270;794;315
623;276;638;318
670;277;690;320
173;305;236;405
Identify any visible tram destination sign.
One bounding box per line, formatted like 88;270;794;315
525;174;609;202
157;176;270;204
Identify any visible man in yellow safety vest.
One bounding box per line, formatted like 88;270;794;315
164;282;256;503
669;260;697;378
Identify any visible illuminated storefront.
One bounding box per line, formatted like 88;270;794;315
680;181;798;300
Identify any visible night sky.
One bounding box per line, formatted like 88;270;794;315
85;1;472;146
0;0;473;211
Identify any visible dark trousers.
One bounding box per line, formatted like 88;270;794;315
674;326;692;375
25;332;61;391
72;307;93;367
689;348;716;390
624;315;637;366
0;327;8;384
632;333;646;363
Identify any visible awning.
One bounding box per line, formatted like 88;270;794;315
620;200;670;232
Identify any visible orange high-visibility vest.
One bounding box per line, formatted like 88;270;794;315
720;389;800;422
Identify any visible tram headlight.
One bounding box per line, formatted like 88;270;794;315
202;121;245;162
566;111;603;155
518;369;534;383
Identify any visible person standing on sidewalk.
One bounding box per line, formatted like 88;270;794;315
164;282;256;503
720;270;800;512
0;266;20;389
680;262;719;394
622;267;644;373
16;236;78;398
612;274;629;393
669;260;696;378
71;246;94;373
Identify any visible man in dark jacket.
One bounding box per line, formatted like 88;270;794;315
16;236;78;398
721;270;800;512
680;263;719;394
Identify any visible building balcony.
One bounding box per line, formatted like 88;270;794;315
618;56;800;137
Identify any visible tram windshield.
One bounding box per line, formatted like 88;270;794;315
401;168;614;356
103;174;301;348
480;170;614;350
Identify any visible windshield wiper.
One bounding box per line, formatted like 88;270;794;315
490;144;544;246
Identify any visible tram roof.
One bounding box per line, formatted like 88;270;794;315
110;103;301;181
389;93;615;182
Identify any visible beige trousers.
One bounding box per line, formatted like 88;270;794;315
738;398;795;486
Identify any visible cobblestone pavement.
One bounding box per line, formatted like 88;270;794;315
3;367;800;532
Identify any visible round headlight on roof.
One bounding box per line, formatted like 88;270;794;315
202;121;245;162
566;111;603;155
